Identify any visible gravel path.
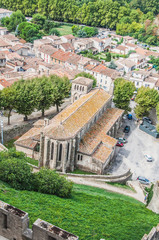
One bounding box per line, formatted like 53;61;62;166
66;176;145;203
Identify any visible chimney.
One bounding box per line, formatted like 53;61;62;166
44;118;49;126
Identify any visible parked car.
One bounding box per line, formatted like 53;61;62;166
127;114;132;120
123;115;127;120
131;95;136;101
137;176;150;185
143;117;152;124
123;126;130;133
116;141;124;147
116;137;127;143
144;155;153;162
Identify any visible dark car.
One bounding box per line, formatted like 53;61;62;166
123;126;130;133
143;117;152;124
137;176;150;185
127;114;132;120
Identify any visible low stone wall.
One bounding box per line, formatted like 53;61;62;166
1;122;34;143
59;169;132;184
141;224;159;240
0;200;79;240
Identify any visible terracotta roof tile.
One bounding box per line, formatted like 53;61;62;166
44;89;112;140
79;108;124;160
0;79;11;88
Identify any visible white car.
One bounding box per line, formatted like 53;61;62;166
144;155;153;162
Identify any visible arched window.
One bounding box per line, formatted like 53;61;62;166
74;85;76;90
80;86;82;91
51;142;54;160
77;85;79;90
67;142;70;160
58;144;62;161
82;86;84;91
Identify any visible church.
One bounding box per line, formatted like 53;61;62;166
15;77;124;174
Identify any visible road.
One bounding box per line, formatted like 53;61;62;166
108;114;159;183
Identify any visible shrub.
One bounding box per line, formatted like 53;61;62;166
0;148;26;161
0;158;33;190
145;184;154;206
33;168;73;198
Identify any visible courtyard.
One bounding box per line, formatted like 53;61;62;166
108;113;159;182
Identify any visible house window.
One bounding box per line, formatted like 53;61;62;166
74;85;76;90
136;82;139;86
100;79;102;83
3;214;7;229
51;142;54;160
81;155;83;160
55;59;56;62
105;81;107;84
58;144;62;161
82;87;84;91
77;85;79;90
78;154;80;160
80;86;82;91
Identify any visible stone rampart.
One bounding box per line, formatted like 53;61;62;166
0;201;79;240
1;122;34;143
141;224;159;240
59;169;132;184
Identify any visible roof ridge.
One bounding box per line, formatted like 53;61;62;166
61;89;100;125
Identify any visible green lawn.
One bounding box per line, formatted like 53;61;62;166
54;25;73;35
0;181;159;240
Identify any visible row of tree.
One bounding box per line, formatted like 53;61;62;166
113;78;159;129
0;148;73;198
0;0;158;29
0;75;71;125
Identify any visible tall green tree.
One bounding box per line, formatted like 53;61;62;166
13;79;36;121
33;76;54;117
31;13;46;29
135;87;159;118
1;86;16;125
113;78;135;112
50;75;71;112
2;10;26;32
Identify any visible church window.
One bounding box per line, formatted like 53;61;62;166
80;86;82;91
51;142;54;160
78;154;80;160
35;143;40;152
81;155;83;160
74;85;76;90
77;85;79;90
58;144;62;161
67;143;70;160
82;86;84;91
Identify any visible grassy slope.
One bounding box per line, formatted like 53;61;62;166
54;25;73;35
0;181;159;240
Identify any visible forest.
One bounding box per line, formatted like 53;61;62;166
0;0;158;26
0;0;159;45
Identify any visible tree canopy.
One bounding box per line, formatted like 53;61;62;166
135;87;159;118
113;78;135;112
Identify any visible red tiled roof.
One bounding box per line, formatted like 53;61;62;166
44;89;112;140
0;79;11;88
51;50;72;62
